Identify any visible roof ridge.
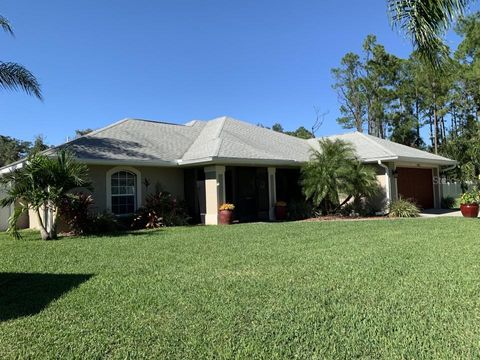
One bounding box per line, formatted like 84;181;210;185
212;117;227;157
355;131;395;157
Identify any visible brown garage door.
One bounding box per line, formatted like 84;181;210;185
397;167;434;209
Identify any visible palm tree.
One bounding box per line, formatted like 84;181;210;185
0;15;42;99
301;138;379;214
0;150;91;240
388;0;471;68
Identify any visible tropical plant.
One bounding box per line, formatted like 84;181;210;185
0;15;42;99
0;149;91;240
460;190;480;204
388;0;470;67
301;138;379;214
58;193;94;235
389;198;420;217
133;191;190;229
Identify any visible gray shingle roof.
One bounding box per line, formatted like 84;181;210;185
316;132;456;165
181;116;312;163
8;116;454;169
57;118;205;163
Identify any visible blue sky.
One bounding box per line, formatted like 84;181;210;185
0;1;471;145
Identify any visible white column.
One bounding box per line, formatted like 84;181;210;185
204;166;226;225
267;167;277;220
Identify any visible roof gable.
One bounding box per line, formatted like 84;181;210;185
10;117;455;168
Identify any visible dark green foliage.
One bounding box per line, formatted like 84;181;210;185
0;14;42;99
0;149;91;239
0;134;50;167
441;196;456;208
133;191;190;229
90;213;120;234
388;0;470;68
301;139;379;214
0;135;30;166
389;198;420;217
286;198;313;220
58;193;94;235
75;129;94;138
1;218;480;358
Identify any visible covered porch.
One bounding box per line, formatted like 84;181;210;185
183;165;303;225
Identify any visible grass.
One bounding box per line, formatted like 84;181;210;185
1;218;480;358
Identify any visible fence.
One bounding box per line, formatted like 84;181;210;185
440;182;472;199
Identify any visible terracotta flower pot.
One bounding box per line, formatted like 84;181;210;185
275;205;287;221
219;209;234;224
460;204;479;218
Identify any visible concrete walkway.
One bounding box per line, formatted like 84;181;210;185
420;208;462;217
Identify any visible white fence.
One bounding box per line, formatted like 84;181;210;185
441;182;472;199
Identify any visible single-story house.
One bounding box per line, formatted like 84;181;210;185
0;116;456;230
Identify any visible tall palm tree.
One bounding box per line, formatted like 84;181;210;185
388;0;471;68
0;15;42;99
0;150;91;240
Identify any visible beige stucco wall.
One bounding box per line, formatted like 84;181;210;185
87;165;184;213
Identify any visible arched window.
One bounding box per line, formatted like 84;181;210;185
110;170;137;215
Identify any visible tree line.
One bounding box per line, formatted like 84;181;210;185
331;12;480;185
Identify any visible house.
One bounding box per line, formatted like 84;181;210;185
0;116;456;229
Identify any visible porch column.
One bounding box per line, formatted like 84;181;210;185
204;166;226;225
267;167;277;220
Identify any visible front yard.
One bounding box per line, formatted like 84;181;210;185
1;218;480;358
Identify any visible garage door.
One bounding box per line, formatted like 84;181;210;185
397;167;434;209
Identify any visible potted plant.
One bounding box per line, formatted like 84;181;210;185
219;203;235;224
460;191;480;218
275;201;287;221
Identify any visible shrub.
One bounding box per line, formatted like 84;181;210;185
91;212;120;234
133;191;190;229
441;196;456;209
460;191;480;205
287;198;313;220
389;198;420;218
58;193;94;235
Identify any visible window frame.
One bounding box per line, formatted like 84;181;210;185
106;166;142;216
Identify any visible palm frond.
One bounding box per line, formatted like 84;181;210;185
388;0;471;68
0;62;42;100
0;15;13;36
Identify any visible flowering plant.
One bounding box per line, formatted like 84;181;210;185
275;201;287;207
219;203;235;211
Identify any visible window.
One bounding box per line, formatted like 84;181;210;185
111;171;136;215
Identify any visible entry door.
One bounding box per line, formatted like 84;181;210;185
396;167;434;209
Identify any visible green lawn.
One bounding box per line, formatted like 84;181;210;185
1;218;480;359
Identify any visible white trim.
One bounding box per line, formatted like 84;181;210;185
267;167;277;220
377;160;391;205
106;166;142;214
81;158;178;167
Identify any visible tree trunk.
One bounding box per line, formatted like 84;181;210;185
433;105;438;154
35;209;51;240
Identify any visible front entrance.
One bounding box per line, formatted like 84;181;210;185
225;167;269;222
397;167;434;209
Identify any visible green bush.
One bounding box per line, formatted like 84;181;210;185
389;199;420;218
287;198;313;220
133;191;190;229
441;196;456;209
91;212;120;234
460;191;480;205
58;193;94;235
